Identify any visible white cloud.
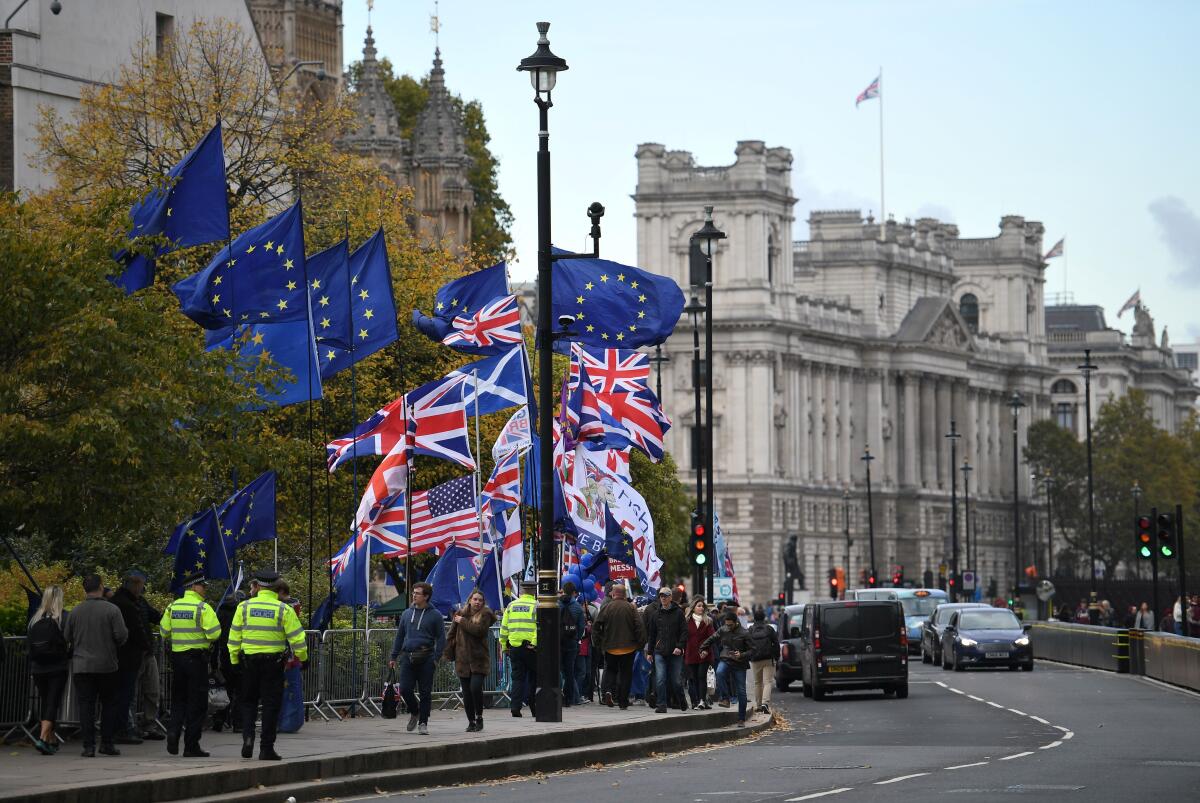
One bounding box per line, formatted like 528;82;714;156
1148;196;1200;286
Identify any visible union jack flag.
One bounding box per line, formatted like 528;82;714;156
409;372;475;469
570;345;650;394
563;363;606;444
353;431;412;533
482;449;521;516
442;294;522;351
596;387;672;462
856;74;880;107
1043;237;1064;261
359;491;410;553
326;396;407;472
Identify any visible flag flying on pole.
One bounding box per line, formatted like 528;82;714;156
411;262;511;353
452;345;529;415
205;320;322;408
170;508;230;592
1117;289;1141;318
570;345;650;393
114;122;230;294
440;294;523;353
427;544;480;615
327;396;407;472
498;509;523;580
551;251;684;351
306;240;351;349
359;491;409;554
329;530;369;606
312;229;399;379
408;372;475;469
172;202;308;329
354;431;412;533
477;546;504;611
492;406;532;462
713;511;740;601
409;476;478;554
596;387;671;462
482;449;521;516
1043;237;1064;261
856;74;881;107
216;471;277;550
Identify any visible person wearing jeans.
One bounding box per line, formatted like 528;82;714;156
559;583;585;706
702;609;753;726
593;585;646;709
646;588;687;713
63;574;129;756
388;582;446;735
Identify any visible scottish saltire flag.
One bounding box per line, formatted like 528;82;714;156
172;202;307;329
428;544;480;615
492;407;532;462
411;261;510;351
1043;237;1065;261
453;345;528;416
408;373;474;469
217;471;276;550
312;229;399;379
442;294;522;353
596;387;671;462
570;345;649;393
114;122;230;294
482;450;521;516
327;396;407;472
170;508;230;592
856;74;880;107
205;320;322;408
552;251;684;351
354;431;412;532
498;510;523;580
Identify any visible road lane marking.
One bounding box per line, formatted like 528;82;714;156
945;761;989;770
1040;741;1063;749
873;773;930;785
1030;716;1050;724
1007;708;1027;716
950;687;965;694
785;789;853;801
935;681;948;687
986;701;1005;708
967;694;984;701
1054;725;1070;732
1061;731;1074;740
999;751;1034;761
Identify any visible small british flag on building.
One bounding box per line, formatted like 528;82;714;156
856;74;880;107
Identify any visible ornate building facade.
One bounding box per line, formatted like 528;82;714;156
635;140;1059;603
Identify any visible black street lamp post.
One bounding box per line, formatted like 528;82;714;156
842;489;852;599
1044;473;1055;580
961;458;973;597
692;207;725;602
685;296;706;598
1007;392;1026;599
1079;349;1098;601
946;420;961;601
862;446;877;586
650;344;670;400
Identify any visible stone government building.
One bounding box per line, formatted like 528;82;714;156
635;140;1196;604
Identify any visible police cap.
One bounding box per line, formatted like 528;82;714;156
182;573;209;587
252;568;280;584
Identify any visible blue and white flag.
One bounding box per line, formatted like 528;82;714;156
453;345;529;416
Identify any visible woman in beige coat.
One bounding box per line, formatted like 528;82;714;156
443;590;497;731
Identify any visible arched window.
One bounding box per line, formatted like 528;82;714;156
1051;379;1077;395
767;234;775;286
959;293;979;333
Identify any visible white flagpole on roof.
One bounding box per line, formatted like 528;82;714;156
878;66;886;236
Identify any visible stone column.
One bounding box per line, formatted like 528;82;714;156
902;373;919;487
965;386;978;480
812;365;826;485
840;368;853;484
826;367;839;485
799;361;811;482
920;375;935;488
935;378;951;490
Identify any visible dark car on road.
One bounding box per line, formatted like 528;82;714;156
920;602;990;665
942;607;1033;671
775;603;805;691
798;600;908;700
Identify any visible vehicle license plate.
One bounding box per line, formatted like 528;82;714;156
985;651;1009;659
828;664;857;673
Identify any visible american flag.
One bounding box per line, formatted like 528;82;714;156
856;74;880;107
326;396;407;472
409;372;475;469
1043;237;1064;261
570;345;650;393
443;294;522;350
408;476;479;556
597;388;671;462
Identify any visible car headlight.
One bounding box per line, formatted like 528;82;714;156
958;637;977;647
1014;636;1030;646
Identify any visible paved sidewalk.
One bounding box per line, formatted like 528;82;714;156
0;703;761;799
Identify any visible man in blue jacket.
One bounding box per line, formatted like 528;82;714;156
559;582;586;706
388;582;445;735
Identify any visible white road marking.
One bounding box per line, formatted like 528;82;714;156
999;751;1035;761
1007;708;1027;716
935;681;948;688
1030;716;1050;725
1062;731;1074;740
945;761;990;770
967;694;984;701
785;789;853;801
950;687;965;694
987;701;1005;708
1054;725;1071;732
873;773;930;785
1040;741;1063;750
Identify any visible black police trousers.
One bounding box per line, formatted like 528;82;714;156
241;652;285;748
169;649;210;750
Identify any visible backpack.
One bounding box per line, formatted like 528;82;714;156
748;622;776;661
561;602;579;643
28;615;68;664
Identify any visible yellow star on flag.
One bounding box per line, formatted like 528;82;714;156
326;350;336;361
359;328;369;339
264;240;274;251
320;317;331;329
211;293;220;304
318;295;330;307
213;276;222;286
283;258;294;270
286;280;297;291
576;295;585;304
311;279;321;290
363;309;374;320
584;282;594;291
276;245;284;255
276;299;288;311
359;289;369;300
246;245;256;254
599;274;609;282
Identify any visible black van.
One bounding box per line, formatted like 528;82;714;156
798;600;908;699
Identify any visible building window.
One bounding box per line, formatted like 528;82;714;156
767;234;775;286
156;13;174;57
1177;352;1198;372
1050;378;1077;395
959;293;979;333
1055;402;1075;432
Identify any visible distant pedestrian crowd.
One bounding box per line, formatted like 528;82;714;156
1055;594;1199;634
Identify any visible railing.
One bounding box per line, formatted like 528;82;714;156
1030;622;1200;693
0;626;512;743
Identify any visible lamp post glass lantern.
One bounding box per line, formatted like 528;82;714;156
1007;392;1025;598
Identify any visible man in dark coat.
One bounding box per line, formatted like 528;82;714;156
593;585;646;709
110;571;152;744
645;587;687;713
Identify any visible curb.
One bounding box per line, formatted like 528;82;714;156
14;710;769;803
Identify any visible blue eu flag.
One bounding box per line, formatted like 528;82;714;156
172;202;307;329
551;250;684;351
217;471;277;551
114;122;230;295
311;229;399;380
427;544;480;616
170;507;230;592
205;320;322;408
411;260;509;344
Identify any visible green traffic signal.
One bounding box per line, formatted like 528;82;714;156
695;553;707;565
1161;545;1174;558
1140;545;1153;558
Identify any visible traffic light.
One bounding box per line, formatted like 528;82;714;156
867;568;877;588
691;511;708;566
892;565;904;587
1156;509;1176;559
827;568;839;599
1136;515;1153;560
776;592;786;606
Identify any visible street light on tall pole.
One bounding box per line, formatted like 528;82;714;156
1043;473;1055;580
842;489;852;599
862;446;877;587
961;458;973;598
685;295;706;598
1007;392;1026;599
692;207;726;602
1079;348;1099;598
946;420;961;601
517;22;606;722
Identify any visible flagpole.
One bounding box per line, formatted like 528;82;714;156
472;369;486;561
319;396;334;627
342;212;357;623
878;66;886;234
404;397;414;598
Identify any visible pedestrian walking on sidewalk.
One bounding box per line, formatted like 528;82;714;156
747;606;779;714
577;606;595;702
444;590;495;732
161;574;220;757
27;585;69;755
133;587;163;740
593;585;645;709
228;570;308;759
560;582;586;707
64;574;128;757
389;581;445;735
702;609;752;727
110;570;152;745
500;581;539;717
684;599;715;710
1134;602;1154;630
646;588;686;714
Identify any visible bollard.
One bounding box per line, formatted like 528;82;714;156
1114;628;1130;674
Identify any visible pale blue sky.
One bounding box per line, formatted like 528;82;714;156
345;0;1200;341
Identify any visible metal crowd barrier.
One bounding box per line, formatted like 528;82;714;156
0;637;34;743
316;628;367;720
299;630;326;720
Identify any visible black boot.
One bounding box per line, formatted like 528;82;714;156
241;735;254;759
475;717;483;732
259;746;282;761
166;730;179;755
182;746;210;758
